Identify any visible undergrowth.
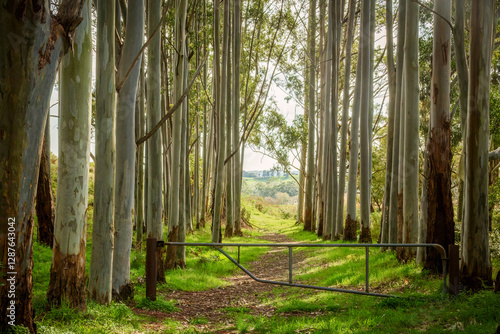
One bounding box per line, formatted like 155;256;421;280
29;196;500;333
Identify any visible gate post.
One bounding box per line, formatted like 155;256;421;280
146;237;157;301
448;244;459;296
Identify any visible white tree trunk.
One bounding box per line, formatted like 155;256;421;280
461;0;493;289
380;0;395;247
336;0;356;238
113;0;144;298
344;41;362;241
212;0;226;243
402;0;419;259
304;0;317;232
166;0;188;268
359;0;372;243
89;0;116;304
146;0;164;280
232;0;242;236
47;0;92;309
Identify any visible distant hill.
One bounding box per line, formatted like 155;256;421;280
243;169;299;178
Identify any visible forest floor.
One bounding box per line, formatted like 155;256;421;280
32;199;500;333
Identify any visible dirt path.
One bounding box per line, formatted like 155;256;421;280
136;233;307;333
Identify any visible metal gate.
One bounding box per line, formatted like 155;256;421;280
146;239;456;300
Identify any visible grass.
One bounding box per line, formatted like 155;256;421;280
29;189;500;333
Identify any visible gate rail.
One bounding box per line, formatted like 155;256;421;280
146;240;450;300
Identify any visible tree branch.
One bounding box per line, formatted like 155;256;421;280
116;0;173;92
490;147;500;160
136;52;208;146
411;0;453;31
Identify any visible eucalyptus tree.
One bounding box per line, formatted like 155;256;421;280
298;69;308;225
317;0;326;237
402;0;419;257
89;0;117;304
344;45;363;241
388;0;406;248
113;0;144;298
176;62;189;268
336;0;356;238
304;0;316;232
232;0;242;237
0;1;85;330
212;0;226;243
461;0;493;290
47;0;91;311
359;0;372;243
322;0;334;239
329;0;340;239
453;0;468;223
166;0;188;268
380;0;396;247
135;63;146;247
146;0;165;280
420;0;454;272
200;0;210;229
225;5;234;238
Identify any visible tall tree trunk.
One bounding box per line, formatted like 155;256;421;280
316;0;326;238
89;0;117;304
359;0;372;243
200;0;209;229
344;37;362;242
166;0;188;269
304;0;317;232
47;0;91;310
135;61;146;248
225;5;234;238
401;0;419;259
453;0;468;224
212;0;226;243
36;119;55;247
323;0;333;239
233;0;243;237
461;0;493;290
0;3;85;330
336;0;356;239
388;0;406;250
194;108;200;230
380;0;395;248
176;77;189;268
330;0;340;239
420;0;454;272
113;0;144;299
146;0;165;281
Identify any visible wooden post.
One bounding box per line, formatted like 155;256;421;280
146;237;157;301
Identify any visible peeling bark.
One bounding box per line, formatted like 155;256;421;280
359;225;372;244
344;214;357;241
422;0;454;273
47;241;87;309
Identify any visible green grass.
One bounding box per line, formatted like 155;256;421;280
30;190;500;333
135;297;178;312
